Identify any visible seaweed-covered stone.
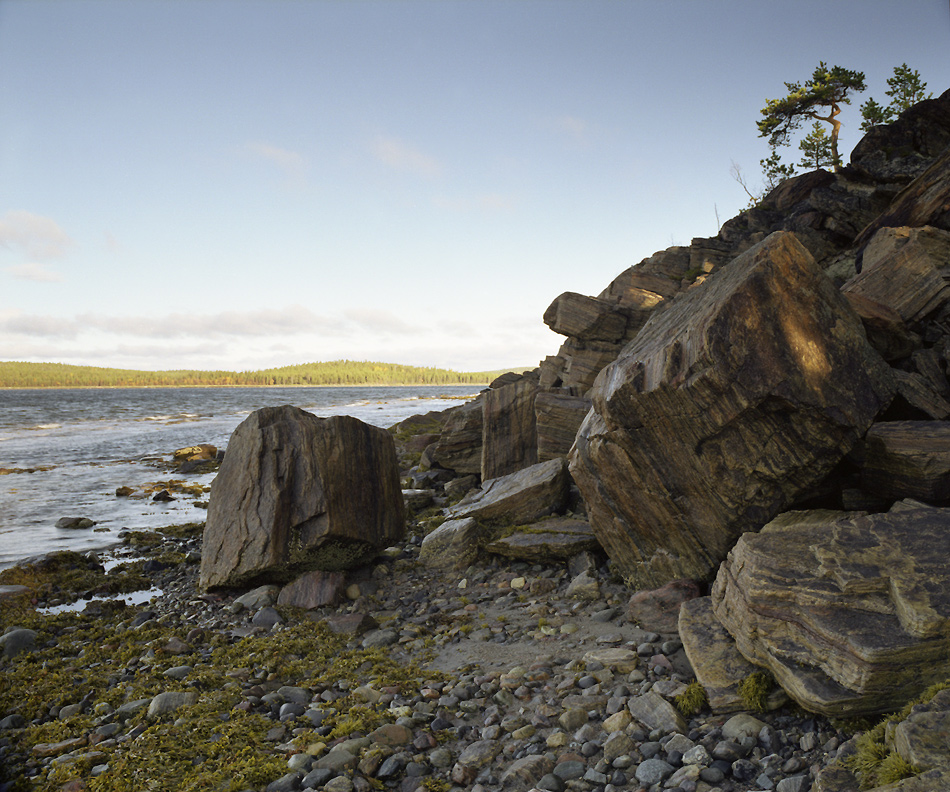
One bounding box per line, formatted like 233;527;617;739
200;406;405;590
570;231;894;589
711;505;950;717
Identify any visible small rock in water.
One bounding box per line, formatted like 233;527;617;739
55;516;95;529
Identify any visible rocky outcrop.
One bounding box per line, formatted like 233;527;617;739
200;406;405;590
570;231;895;587
707;504;950;718
844;226;950;327
850;88;950;183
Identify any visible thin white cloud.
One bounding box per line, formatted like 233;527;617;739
371;135;442;178
343;307;423;335
5;262;63;282
0;210;76;260
243;141;309;184
0;305;337;340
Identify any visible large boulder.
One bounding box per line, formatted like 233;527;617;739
543;291;629;343
569;231;895;588
481;378;539;480
200;406;405;590
709;505;950;718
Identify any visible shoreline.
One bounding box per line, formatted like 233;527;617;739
0;524;852;792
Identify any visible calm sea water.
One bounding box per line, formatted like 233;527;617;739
0;385;480;570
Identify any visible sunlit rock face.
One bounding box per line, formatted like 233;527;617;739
569;231;895;588
200;406;405;590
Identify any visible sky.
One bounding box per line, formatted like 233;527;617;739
1;0;948;373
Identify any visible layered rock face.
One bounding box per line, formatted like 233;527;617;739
569;231;895;587
200;406;405;589
710;505;950;718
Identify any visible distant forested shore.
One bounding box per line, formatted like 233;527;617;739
0;361;510;389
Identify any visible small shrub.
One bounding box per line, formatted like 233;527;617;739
675;682;709;717
737;670;774;713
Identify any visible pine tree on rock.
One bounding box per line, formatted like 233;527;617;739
758;62;866;171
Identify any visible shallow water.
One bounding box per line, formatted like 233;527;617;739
0;385;480;570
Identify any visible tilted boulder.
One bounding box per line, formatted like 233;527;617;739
445;457;570;526
481;377;539;480
543;291;629;343
709;505;950;718
200;406;405;590
855;146;950;246
570;231;895;588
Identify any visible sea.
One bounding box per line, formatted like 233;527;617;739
0;385;481;571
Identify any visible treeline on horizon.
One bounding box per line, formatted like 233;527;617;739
0;360;509;389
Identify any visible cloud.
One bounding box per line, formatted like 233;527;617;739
5;262;63;282
1;305;348;341
371;135;442;178
243;141;309;184
0;210;76;260
343;307;423;335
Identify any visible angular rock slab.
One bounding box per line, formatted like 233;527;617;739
711;506;950;718
418;517;482;570
844;226;950;327
200;406;405;589
426;397;483;475
485;517;600;562
535;389;592;462
445;458;570;526
543;291;630;343
678;597;787;714
570;231;895;588
862;420;950;502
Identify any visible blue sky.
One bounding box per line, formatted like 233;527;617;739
1;0;948;373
